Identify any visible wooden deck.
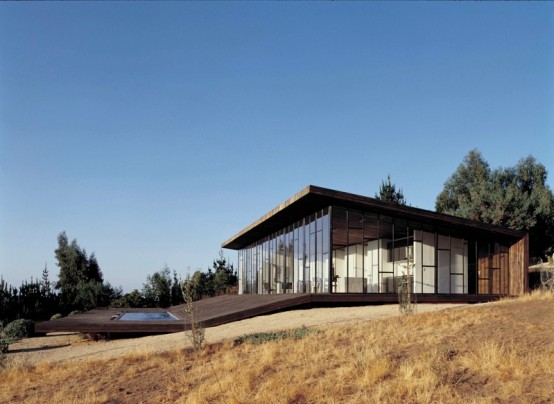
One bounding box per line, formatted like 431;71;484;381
35;293;501;335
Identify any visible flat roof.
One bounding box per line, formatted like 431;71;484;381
222;185;526;250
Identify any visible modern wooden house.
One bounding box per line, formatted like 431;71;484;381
35;185;530;336
222;186;529;300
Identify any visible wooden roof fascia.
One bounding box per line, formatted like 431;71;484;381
221;186;313;250
222;185;527;250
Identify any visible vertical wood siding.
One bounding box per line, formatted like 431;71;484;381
509;235;529;296
478;254;490;294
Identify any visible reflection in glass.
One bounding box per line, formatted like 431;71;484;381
236;205;481;296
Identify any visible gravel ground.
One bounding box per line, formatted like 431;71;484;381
6;303;465;368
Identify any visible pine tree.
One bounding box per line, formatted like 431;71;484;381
212;251;238;295
375;175;407;205
41;263;52;297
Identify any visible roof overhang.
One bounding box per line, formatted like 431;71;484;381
222;185;526;250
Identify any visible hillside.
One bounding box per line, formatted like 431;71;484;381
2;292;553;403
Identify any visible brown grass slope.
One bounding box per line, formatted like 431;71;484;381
2;292;553;403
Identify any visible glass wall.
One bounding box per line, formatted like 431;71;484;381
238;205;511;295
331;207;481;294
238;208;330;294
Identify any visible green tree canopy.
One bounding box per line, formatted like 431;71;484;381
436;150;554;259
212;251;238;295
375;175;407;205
55;232;104;309
142;266;172;308
180;252;238;302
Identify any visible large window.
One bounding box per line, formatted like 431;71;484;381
238;205;511;295
330;208;476;295
239;208;330;294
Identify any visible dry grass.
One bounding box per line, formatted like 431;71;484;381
2;291;553;403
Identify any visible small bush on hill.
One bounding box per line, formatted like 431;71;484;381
182;273;205;352
50;313;63;320
234;326;319;346
3;319;35;343
0;324;8;355
540;267;554;291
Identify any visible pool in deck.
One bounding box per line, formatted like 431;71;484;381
35;293;501;335
118;312;179;321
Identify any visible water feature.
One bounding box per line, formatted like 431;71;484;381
118;312;178;321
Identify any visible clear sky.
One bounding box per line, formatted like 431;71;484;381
1;3;553;293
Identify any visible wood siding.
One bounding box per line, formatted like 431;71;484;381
477;243;516;295
478;254;490;294
509;235;529;296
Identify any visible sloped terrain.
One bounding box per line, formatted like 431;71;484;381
2;292;553;403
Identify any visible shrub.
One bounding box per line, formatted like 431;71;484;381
3;319;35;343
68;310;81;316
234;326;319;346
50;313;63;320
0;324;8;355
0;336;7;354
110;289;144;308
540;268;554;292
182;273;205;352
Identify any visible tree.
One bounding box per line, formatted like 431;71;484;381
74;281;120;311
375;175;407;205
179;253;238;302
41;264;52;298
0;277;18;325
142;266;172;308
171;270;184;306
17;278;42;319
185;269;213;301
110;289;144;308
54;232;105;311
0;267;61;324
212;251;238;295
435;150;493;221
436;150;554;259
181;272;204;351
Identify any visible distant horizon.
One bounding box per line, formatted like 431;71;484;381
1;3;552;293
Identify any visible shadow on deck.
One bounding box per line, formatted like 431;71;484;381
35;293;500;335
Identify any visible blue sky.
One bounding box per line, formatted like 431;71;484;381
1;3;553;292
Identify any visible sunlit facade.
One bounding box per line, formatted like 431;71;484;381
223;186;528;297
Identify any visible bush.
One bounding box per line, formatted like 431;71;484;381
0;324;8;354
234;326;319;346
3;319;35;343
68;310;81;316
0;336;7;354
110;289;144;308
50;313;63;320
540;268;554;292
